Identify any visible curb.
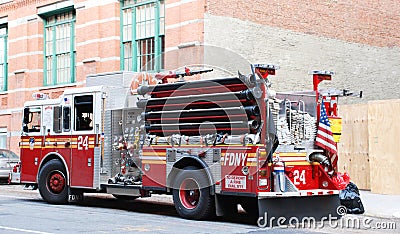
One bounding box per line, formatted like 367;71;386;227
362;211;400;220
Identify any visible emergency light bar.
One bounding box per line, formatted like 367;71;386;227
310;70;334;81
32;92;48;100
252;64;279;78
310;70;335;75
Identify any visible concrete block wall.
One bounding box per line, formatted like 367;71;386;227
203;0;400;104
206;0;400;48
203;14;400;104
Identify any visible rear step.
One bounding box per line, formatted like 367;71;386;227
23;184;38;190
104;184;143;197
257;194;341;227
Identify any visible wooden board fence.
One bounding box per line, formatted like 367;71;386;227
338;104;370;190
338;99;400;194
368;100;400;194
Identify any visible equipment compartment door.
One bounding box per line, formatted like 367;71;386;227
221;147;256;194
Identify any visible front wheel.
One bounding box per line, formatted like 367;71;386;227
38;159;69;204
172;167;215;220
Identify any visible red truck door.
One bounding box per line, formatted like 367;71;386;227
69;94;95;188
20;106;43;183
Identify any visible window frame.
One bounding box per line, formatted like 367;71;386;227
53;106;62;133
63;106;71;132
42;7;76;86
74;95;94;131
0;25;7;92
22;106;42;134
0;130;6;149
120;0;165;72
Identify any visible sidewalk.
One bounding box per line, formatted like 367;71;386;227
360;190;400;219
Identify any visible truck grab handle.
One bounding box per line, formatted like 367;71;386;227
155;68;213;83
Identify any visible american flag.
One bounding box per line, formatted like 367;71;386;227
315;100;338;168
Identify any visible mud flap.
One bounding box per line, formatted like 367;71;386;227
68;188;84;203
215;194;238;217
257;195;341;227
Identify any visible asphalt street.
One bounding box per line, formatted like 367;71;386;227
0;185;398;233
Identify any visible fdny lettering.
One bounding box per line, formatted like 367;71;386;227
68;194;83;202
223;153;247;166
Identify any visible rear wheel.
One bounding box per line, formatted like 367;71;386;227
172;167;215;220
38;159;68;204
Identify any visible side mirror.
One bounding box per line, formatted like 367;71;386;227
22;125;28;133
23;108;31;124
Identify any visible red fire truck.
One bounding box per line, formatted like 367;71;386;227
11;64;346;225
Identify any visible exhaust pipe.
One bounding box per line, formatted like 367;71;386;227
309;153;331;167
309;153;334;174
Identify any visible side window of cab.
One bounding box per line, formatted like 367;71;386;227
74;95;93;131
23;107;42;133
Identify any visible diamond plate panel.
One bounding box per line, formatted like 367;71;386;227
166;147;222;193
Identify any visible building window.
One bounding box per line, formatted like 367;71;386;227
0;26;7;91
121;0;165;72
0;129;6;149
44;10;76;86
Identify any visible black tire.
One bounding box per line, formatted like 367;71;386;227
38;159;69;204
112;194;138;200
172;167;215;220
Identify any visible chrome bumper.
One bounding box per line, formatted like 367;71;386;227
9;172;20;184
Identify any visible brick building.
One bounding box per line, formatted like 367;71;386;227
0;0;399;151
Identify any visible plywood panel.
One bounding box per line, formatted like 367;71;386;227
368;100;400;195
338;104;370;190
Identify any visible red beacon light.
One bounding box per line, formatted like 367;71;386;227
310;70;334;92
32;92;48;100
253;64;279;79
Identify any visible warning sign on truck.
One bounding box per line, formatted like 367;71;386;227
225;175;246;190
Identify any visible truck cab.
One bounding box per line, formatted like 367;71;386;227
19;87;104;195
